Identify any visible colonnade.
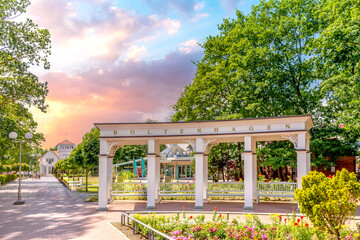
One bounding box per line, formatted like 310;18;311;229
97;132;310;211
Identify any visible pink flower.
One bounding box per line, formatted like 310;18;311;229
262;235;268;239
172;230;180;235
338;124;345;128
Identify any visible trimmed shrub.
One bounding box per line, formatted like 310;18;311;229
0;174;18;185
295;169;360;239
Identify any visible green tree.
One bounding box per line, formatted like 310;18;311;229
172;0;323;122
257;141;297;180
310;123;360;169
82;128;100;191
171;0;360;173
295;169;360;239
316;0;360;132
0;0;51;161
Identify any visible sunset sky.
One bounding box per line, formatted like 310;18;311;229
27;0;260;148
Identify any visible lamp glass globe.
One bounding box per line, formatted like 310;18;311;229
25;132;33;140
9;132;18;139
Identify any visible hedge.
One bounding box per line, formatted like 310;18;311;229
0;174;18;185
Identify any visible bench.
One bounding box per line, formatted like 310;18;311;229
206;182;244;202
68;178;83;190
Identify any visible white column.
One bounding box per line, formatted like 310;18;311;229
155;155;161;202
107;157;113;203
203;155;209;201
98;155;109;211
296;133;310;189
194;137;205;209
194;153;204;209
46;167;49;176
243;136;257;211
147;139;159;209
147;154;156;209
252;153;257;200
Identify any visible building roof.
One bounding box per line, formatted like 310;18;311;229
160;144;190;158
39;150;60;161
57;140;75;145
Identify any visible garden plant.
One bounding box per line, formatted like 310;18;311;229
130;209;360;240
295;169;360;240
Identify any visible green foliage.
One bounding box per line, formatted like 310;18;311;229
0;0;51;162
171;0;360;171
0;173;18;185
208;143;243;181
10;163;29;171
310;123;360;168
257;141;297;170
82;128;100;168
315;0;360;132
131;212;359;240
295;169;360;239
172;0;323;122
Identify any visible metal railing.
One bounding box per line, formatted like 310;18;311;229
257;182;297;194
207;182;244;201
159;182;195;200
208;181;244;192
121;212;172;240
112;182;148;197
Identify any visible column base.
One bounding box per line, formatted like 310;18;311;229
242;206;254;211
193;206;204;210
97;207;108;211
146;206;156;210
13;200;25;205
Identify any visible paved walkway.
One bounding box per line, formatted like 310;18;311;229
0;176;126;240
1;177;359;240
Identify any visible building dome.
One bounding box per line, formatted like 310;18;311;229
160;144;189;159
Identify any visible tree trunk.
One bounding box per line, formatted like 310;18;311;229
85;167;88;192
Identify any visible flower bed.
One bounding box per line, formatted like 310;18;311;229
130;210;360;240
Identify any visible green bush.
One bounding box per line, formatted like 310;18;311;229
0;174;18;185
295;169;360;239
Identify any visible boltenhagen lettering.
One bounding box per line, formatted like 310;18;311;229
124;124;292;136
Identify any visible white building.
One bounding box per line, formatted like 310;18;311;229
39;140;76;176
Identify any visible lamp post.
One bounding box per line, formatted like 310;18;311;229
9;132;33;205
37;153;41;179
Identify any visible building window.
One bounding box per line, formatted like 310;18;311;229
46;158;54;164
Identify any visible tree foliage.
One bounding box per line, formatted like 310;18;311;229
171;0;360;171
310;123;360;168
0;0;51;161
295;169;360;239
172;0;323;122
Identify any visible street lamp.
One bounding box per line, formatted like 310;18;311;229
9;131;33;205
36;153;42;179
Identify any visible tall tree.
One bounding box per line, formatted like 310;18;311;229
172;0;323;122
171;0;360;173
316;0;360;132
0;0;51;160
82;128;100;191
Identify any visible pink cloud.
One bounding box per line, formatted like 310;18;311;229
28;0;181;62
36;49;203;148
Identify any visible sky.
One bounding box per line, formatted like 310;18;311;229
27;0;260;148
